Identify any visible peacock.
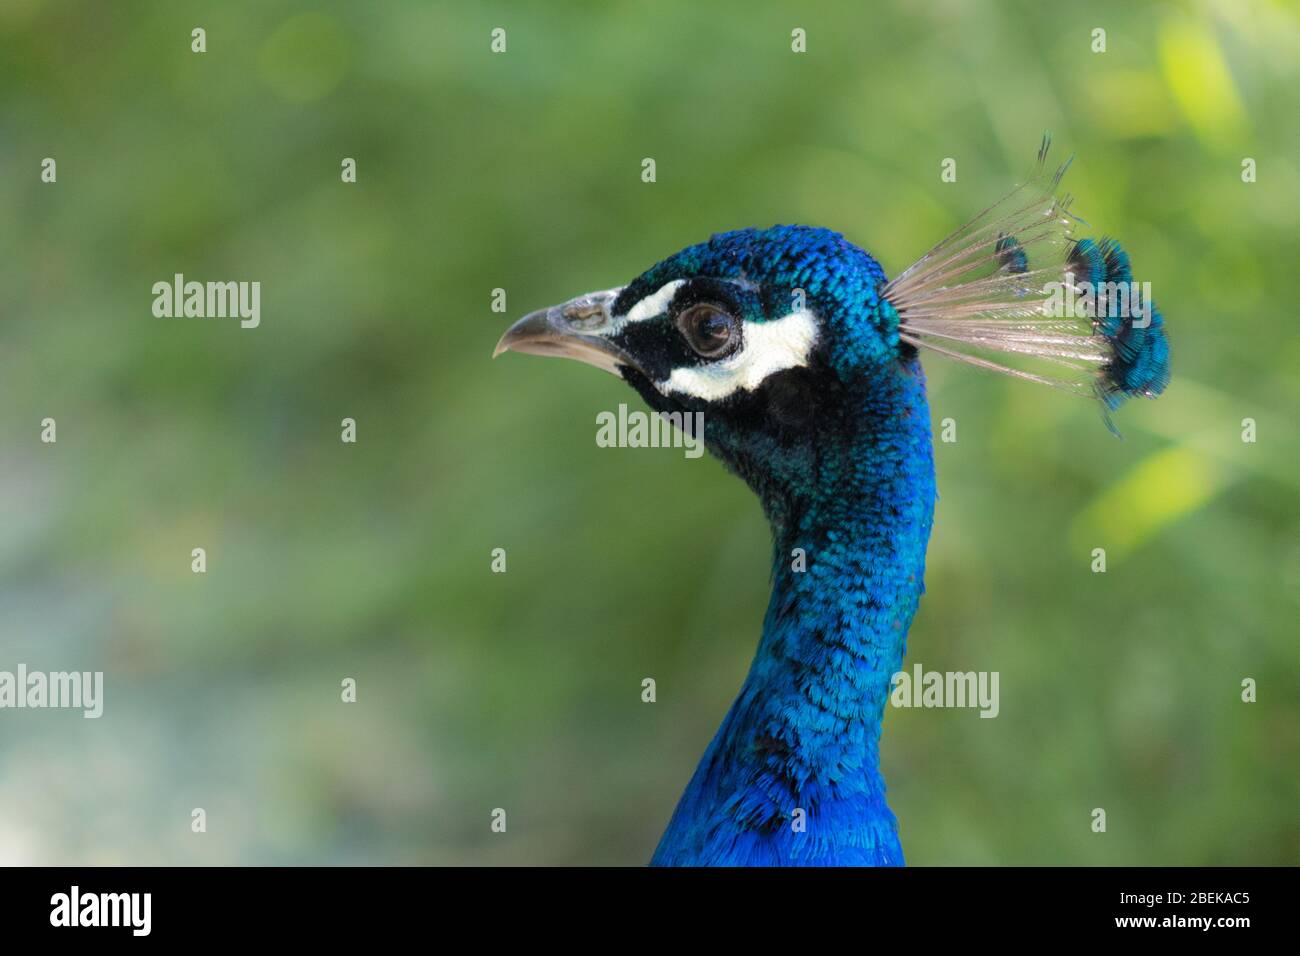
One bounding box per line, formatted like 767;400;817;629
494;139;1169;866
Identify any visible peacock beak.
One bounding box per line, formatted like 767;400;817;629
493;288;642;377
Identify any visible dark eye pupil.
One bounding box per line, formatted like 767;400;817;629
697;314;730;345
680;305;736;357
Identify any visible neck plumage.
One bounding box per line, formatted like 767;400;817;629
652;359;935;866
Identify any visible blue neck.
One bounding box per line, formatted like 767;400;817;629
651;360;936;866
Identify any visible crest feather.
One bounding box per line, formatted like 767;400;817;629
885;135;1169;418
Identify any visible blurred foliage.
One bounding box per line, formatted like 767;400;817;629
0;0;1296;865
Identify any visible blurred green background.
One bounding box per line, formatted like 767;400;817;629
1;0;1296;865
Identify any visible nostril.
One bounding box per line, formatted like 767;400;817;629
559;302;609;331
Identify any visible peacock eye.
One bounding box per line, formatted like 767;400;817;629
677;304;740;359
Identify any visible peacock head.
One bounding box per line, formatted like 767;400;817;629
496;145;1172;503
493;226;913;499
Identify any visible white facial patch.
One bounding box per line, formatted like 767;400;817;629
659;310;819;401
623;279;686;326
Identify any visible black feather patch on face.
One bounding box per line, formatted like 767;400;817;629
610;277;763;385
762;367;820;433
